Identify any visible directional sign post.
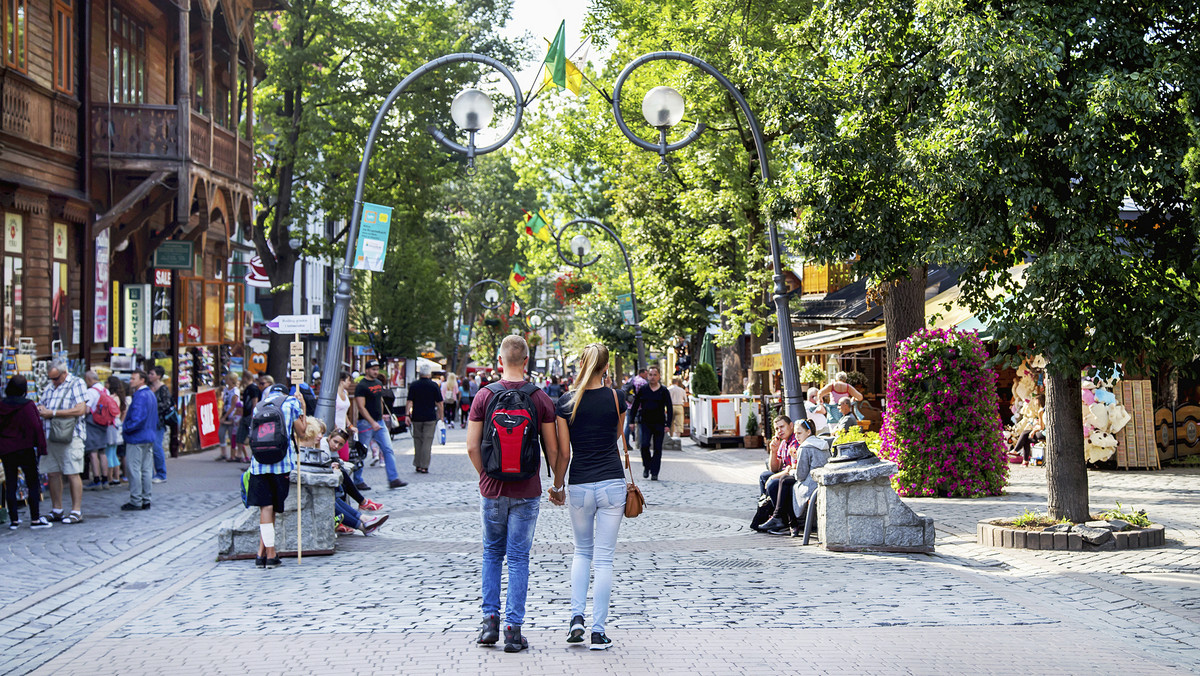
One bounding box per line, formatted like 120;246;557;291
265;314;321;335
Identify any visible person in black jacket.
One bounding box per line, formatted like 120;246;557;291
628;367;673;481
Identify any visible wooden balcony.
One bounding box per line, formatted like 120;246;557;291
1;70;79;156
801;262;855;295
91;105;252;184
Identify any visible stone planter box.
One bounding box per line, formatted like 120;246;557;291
977;520;1165;551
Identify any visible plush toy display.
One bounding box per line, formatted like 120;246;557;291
1082;373;1130;463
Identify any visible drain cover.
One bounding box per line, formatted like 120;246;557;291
693;559;764;569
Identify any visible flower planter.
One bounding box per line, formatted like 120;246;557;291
977;519;1165;551
743;435;764;449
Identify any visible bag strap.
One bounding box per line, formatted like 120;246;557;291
613;388;637;488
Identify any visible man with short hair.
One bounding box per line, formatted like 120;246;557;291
667;377;687;438
629;366;673;481
466;335;559;653
121;370;158;511
146;365;171;483
247;384;306;569
37;363;88;523
355;360;405;489
407;364;443;474
835;396;859;433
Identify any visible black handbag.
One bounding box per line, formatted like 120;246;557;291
750;493;775;532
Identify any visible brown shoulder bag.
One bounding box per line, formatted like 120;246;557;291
614;388;645;518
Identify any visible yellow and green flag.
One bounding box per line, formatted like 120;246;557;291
541;21;582;95
523;209;553;243
509;264;528;290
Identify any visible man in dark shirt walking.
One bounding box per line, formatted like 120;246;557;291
629;366;673;481
355;360;405;489
406;363;443;474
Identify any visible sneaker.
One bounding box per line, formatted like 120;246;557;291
264;557;282;569
759;516;786;532
48;511;63;522
567;615;585;643
360;499;384;512
152;477;165;484
503;624;528;653
355;483;372;492
360;513;389;535
120;503;142;511
643;469;650;479
477;614;500;645
142;502;152;510
335;524;355;535
255;556;266;569
388;479;407;489
30;517;51;530
8;521;19;530
589;632;612;650
108;481;121;486
369;457;379;467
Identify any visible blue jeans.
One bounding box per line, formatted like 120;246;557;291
355;422;398;483
152;424;167;480
569;479;625;633
336;496;361;530
481;495;540;626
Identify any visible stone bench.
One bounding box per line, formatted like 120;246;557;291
216;466;341;561
812;447;935;553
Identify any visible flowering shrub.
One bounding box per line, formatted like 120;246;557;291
799;362;827;385
880;328;1008;498
833;426;882;455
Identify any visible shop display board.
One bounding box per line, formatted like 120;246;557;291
195;389;220;448
1115;380;1159;470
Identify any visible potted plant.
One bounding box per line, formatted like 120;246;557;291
799;362;827;388
743;411;764;448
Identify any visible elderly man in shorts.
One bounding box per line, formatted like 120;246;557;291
37;362;89;524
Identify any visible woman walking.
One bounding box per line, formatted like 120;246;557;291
548;343;627;650
441;373;459;429
0;375;51;529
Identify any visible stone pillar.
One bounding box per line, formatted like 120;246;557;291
216;466;341;560
813;452;935;553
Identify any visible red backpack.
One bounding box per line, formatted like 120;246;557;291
92;390;120;427
479;382;543;481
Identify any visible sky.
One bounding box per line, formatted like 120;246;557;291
501;0;596;94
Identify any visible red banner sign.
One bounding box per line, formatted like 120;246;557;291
195;389;220;448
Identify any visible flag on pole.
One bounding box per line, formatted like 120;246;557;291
542;21;567;90
523;209;553;243
509;264;527;290
509;299;521;317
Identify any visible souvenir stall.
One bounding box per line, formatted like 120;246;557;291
177;277;245;453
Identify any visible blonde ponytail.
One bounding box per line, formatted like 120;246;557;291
568;343;609;424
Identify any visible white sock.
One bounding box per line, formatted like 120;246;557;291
260;523;276;548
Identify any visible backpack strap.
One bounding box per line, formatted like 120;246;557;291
517;382;541;397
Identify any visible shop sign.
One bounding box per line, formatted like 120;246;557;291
352;202;393;272
186;324;201;343
95;230;110;343
53;222;69;259
195;389;220;448
152;286;171;338
152;241;194;269
752;352;783;372
123;284;150;357
154;269;172;287
4;213;22;253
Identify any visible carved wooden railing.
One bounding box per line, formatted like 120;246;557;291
190;112;211;165
211;123;237;176
3;71;78;156
237;137;252;182
52;98;79;154
91;104;179;157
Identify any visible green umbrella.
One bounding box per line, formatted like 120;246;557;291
700;333;717;372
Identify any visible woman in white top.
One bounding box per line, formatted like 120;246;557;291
441;374;458;428
335;371;354;432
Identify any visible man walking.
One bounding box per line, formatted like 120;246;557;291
37;362;88;523
121;370;158;511
629;366;673;481
407;364;443;474
466;335;558;653
146;365;172;483
355;360;405;489
82;370;111;490
667;376;687;438
246;384;306;569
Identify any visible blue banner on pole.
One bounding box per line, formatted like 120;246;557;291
457;323;471;346
353;203;394;272
617;293;635;326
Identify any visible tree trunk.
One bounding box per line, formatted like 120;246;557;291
883;265;926;372
1045;370;1089;522
721;341;743;394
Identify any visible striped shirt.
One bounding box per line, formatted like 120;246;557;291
43;373;88;440
248;394;304;476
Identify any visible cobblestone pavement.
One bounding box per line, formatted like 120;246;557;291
4;426;1200;675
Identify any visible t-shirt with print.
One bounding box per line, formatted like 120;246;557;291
355;377;385;422
556;387;626;486
469;379;555;499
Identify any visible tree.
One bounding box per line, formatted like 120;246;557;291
253;0;522;378
930;1;1200;520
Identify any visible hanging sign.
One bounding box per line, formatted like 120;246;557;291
352;203;393;272
95;230;110;342
265;314;321;334
4;213;22;253
457;323;471;346
153;241;194;269
53;222;69;259
123;284;151;356
195;388;220;448
617;293;635;326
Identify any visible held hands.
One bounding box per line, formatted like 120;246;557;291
547;486;566;506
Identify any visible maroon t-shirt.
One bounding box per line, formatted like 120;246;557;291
469;379;556;498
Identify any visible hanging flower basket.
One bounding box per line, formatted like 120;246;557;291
554;273;592;305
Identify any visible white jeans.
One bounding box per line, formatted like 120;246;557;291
568;478;626;633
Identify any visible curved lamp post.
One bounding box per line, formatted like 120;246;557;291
315;53;524;429
609;52;805;424
555;218;646;371
450;277;506;375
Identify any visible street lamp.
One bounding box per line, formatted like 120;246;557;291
609;52;806;424
554;218;646;371
450;277;505;375
315;53;524;430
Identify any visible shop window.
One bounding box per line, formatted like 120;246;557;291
204;280;220;343
110;7;146;104
3;256;22;344
2;0;26;72
181;278;241;346
52;0;73;94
